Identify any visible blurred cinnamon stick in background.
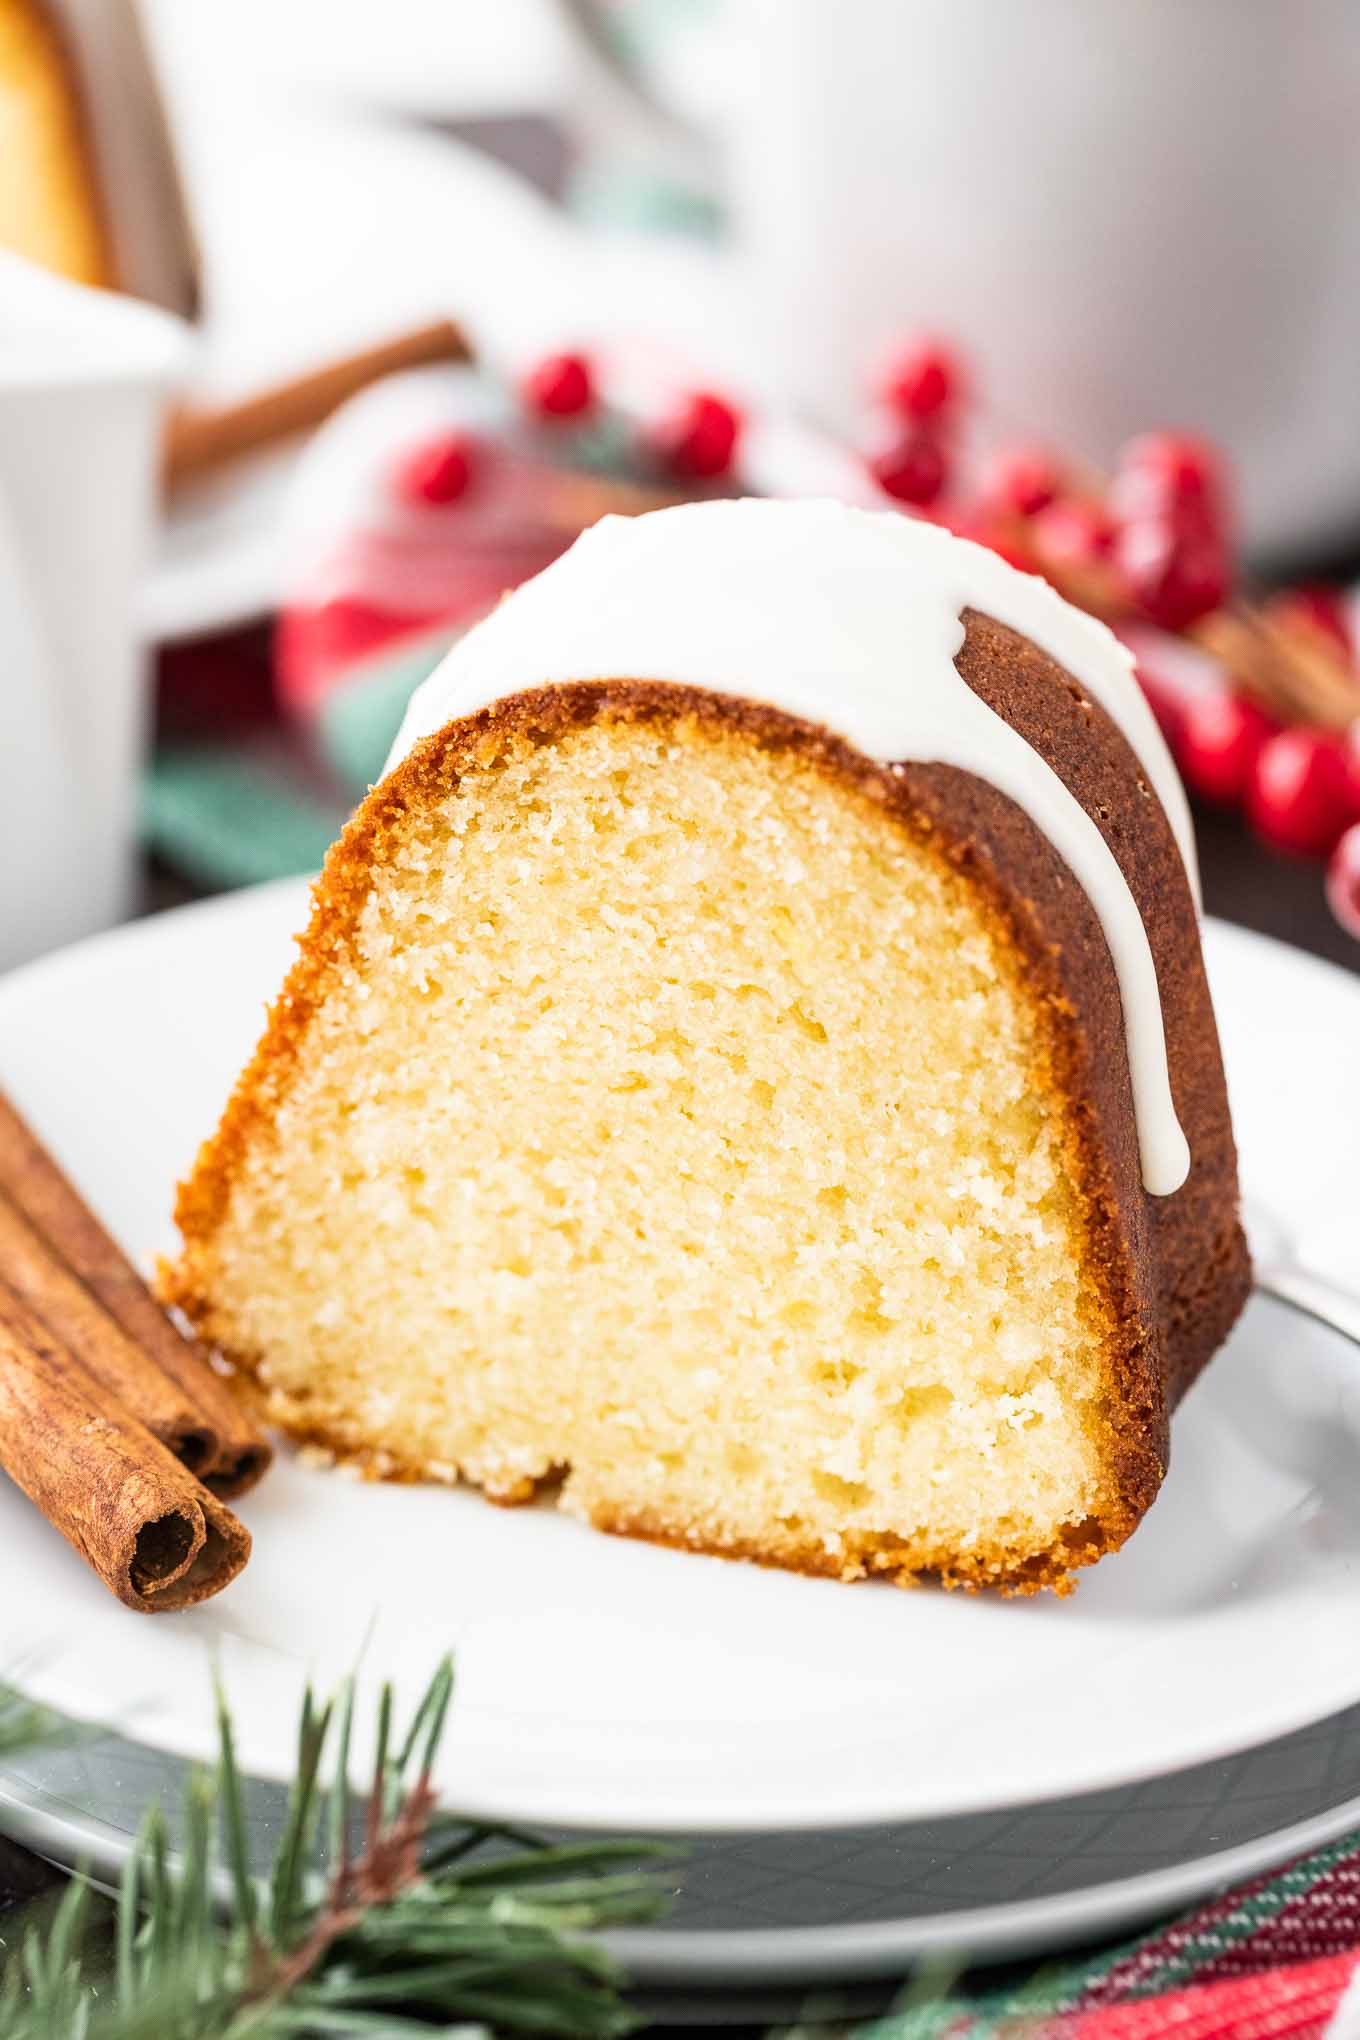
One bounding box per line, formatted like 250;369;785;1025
163;317;472;492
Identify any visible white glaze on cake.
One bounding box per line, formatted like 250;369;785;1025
388;499;1196;1194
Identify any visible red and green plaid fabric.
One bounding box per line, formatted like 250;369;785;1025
861;1830;1360;2037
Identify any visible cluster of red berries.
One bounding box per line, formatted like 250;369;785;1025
1107;433;1231;631
866;343;962;512
869;340;1233;631
1153;599;1360;936
389;350;746;511
522;350;745;478
868;341;1360;934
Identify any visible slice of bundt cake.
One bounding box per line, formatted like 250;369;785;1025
167;500;1249;1593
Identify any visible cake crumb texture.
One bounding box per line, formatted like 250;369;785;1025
167;679;1232;1593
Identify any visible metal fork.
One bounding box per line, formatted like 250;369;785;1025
1245;1200;1360;1345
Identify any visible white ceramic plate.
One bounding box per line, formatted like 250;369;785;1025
1;888;1358;1834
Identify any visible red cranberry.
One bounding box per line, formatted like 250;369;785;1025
1112;432;1223;520
653;390;743;479
1270;584;1354;661
389;430;478;507
1029;497;1118;569
869;426;950;508
1116;517;1229;631
981;445;1062;519
521;350;595;421
880;338;965;421
1177;690;1274;806
1346;720;1360;804
1111;431;1232;628
1326;822;1360;937
1247;727;1358;858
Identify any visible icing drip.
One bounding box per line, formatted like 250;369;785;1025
388;499;1196;1195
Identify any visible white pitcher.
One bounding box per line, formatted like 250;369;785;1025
0;256;188;970
555;0;1360;556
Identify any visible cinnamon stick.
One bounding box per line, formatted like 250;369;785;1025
0;1093;270;1498
163;317;472;492
0;1190;215;1477
1193;604;1360;733
0;1283;249;1613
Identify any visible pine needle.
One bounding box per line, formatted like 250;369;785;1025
325;1677;356;1881
268;1685;334;1949
213;1668;258;1940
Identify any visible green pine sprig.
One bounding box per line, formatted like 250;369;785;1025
0;1658;668;2039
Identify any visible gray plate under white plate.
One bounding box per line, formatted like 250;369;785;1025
4;1698;1360;1990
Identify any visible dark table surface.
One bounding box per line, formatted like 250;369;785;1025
1192;802;1359;975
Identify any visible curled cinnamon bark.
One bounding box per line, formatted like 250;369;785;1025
0;1283;250;1612
0;1094;270;1497
0;1190;215;1475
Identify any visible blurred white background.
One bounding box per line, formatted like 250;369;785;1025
140;0;576;392
145;0;568;123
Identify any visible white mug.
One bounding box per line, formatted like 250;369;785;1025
0;257;187;971
555;0;1360;556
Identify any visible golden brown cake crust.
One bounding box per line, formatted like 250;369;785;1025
166;614;1250;1592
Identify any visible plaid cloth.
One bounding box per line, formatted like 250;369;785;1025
860;1830;1360;2037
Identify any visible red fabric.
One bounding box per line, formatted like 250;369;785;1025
1081;1868;1293;2009
1059;1952;1359;2039
275;529;569;714
275;597;444;712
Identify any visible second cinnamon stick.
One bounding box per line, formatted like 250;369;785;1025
0;1189;215;1477
0;1093;271;1498
0;1283;250;1613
